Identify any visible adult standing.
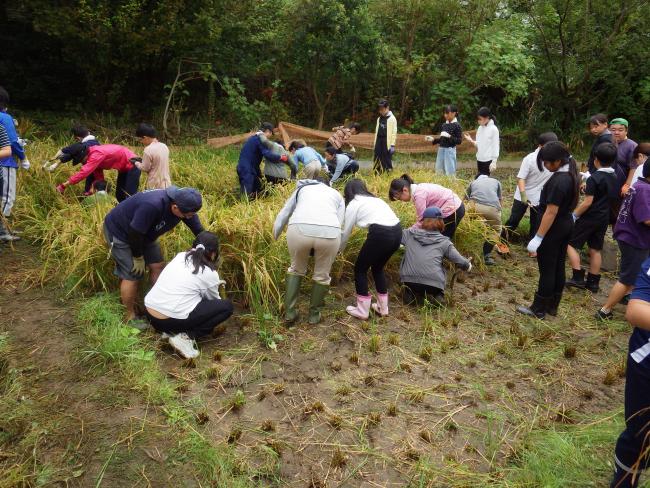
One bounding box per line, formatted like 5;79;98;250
103;186;205;326
610;118;638;196
237;122;286;199
55;143;141;202
134;123;171;189
273;178;345;325
464;107;500;176
373;100;397;174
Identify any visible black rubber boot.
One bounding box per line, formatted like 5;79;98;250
585;273;601;293
565;268;586;289
516;293;549;319
546;293;562;317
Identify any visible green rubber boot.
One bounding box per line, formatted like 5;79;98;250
284;273;302;324
308;282;329;325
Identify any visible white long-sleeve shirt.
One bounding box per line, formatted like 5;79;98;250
145;252;223;319
273;180;344;240
340;195;400;250
475;119;500;162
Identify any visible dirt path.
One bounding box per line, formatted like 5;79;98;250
0;242;191;487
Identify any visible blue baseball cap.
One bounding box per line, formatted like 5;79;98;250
166;186;202;213
422;206;443;219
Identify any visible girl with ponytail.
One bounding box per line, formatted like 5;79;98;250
144;231;233;359
517;141;579;319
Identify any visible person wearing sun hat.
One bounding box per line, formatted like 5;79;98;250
103;186;205;326
610;117;639;199
399;206;472;306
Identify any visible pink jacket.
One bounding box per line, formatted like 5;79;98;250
68;144;137;185
411;183;462;227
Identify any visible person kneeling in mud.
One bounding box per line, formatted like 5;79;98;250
144;232;233;359
400;206;472;306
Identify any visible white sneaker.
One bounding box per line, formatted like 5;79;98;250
168;333;199;359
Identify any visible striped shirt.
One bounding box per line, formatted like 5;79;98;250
0;125;9;148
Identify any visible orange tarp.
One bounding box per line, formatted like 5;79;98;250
207;121;477;154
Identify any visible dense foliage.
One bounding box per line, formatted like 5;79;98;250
2;0;649;142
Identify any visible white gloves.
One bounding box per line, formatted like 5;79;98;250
424;136;434;142
20;159;30;170
440;131;451;138
527;234;544;253
572;213;579;222
44;161;60;172
489;161;497;173
18;138;28;147
466;261;473;273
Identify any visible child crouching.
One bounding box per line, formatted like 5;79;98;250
400;206;472;306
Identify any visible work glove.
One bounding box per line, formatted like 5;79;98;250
55;183;66;194
131;256;146;276
572;213;579;222
466;261;473;273
18;138;29;147
489;161;497;173
425;136;434;142
46;162;60;172
389;145;395;155
280;154;288;162
520;190;528;205
527;234;544;254
440;131;451;138
20;159;30;170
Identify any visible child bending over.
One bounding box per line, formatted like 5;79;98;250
400;206;472;306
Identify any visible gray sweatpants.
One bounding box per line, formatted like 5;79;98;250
1;166;17;217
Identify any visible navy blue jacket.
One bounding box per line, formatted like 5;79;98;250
237;133;282;176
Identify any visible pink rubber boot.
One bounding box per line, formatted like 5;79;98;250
371;293;389;316
346;295;371;320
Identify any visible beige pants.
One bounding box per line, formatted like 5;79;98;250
302;160;322;179
286;225;340;285
474;203;502;233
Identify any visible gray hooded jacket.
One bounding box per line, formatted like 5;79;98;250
399;229;470;289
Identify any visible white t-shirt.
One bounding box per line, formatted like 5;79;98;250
145;252;223;319
340;195;400;250
514;148;552;206
632;164;645;185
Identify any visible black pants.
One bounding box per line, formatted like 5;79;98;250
115;167;141;202
536;216;572;297
477;160;492;175
146;298;234;340
442;203;465;239
354;223;402;295
373;139;393;174
611;350;650;488
501;199;542;242
84;174;95;193
403;282;444;306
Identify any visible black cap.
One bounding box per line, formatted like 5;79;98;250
166;186;203;213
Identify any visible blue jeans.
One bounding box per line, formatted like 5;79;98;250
436;147;457;176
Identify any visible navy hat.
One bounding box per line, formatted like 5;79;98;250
59;142;88;164
422;206;443;219
166;186;202;213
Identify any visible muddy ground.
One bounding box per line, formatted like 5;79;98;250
0;169;632;487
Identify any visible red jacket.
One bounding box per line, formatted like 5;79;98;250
68;144;137;185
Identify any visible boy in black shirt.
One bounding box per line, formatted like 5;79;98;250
567;143;619;292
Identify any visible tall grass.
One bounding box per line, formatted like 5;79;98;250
15;141;495;311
